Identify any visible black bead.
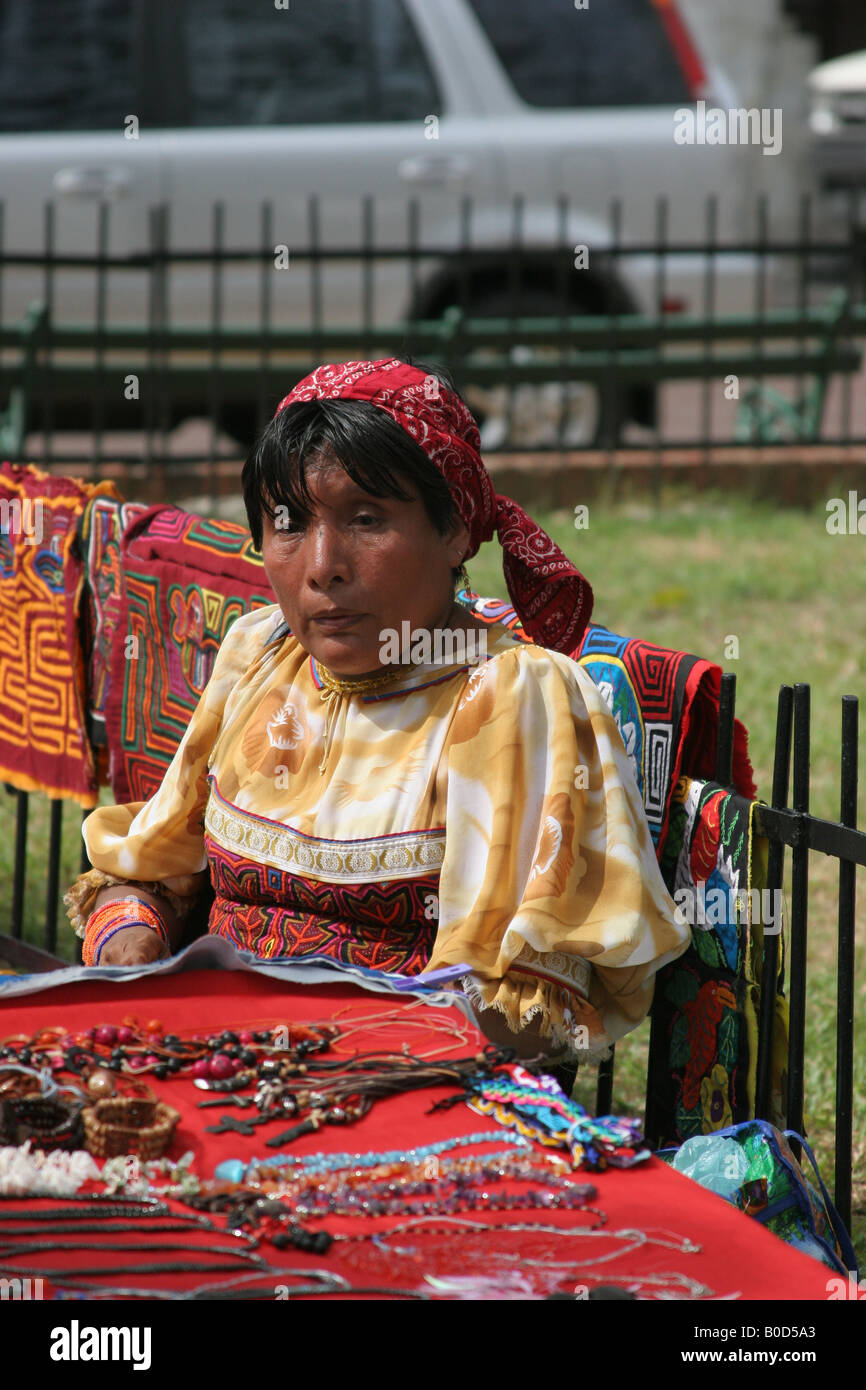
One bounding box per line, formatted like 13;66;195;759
109;1049;124;1065
19;1048;32;1064
167;1058;182;1074
253;1031;269;1044
271;1231;292;1250
240;1049;257;1066
221;1031;238;1045
312;1232;333;1254
153;1064;169;1079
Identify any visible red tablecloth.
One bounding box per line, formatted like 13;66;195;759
0;969;836;1301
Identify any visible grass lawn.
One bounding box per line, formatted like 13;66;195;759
1;484;863;1261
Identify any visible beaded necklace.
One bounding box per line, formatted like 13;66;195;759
213;1129;530;1184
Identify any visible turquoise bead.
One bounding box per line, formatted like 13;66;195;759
214;1159;245;1183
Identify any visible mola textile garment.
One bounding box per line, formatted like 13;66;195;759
104;505;276;804
455;593;757;861
76;494;149;754
573;624;756;853
0;462;120;806
650;775;789;1148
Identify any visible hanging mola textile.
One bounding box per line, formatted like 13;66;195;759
0;462;120;806
104;505;276;804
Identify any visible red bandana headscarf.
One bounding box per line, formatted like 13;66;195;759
274;358;593;655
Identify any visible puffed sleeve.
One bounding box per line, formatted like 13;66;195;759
63;604;285;937
425;645;690;1060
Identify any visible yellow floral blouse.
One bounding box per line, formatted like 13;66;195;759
64;604;689;1058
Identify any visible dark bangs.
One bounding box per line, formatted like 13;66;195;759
242;375;461;552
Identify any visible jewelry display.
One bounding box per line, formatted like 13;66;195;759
0;991;734;1301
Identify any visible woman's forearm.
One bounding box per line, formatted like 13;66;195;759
92;885;183;952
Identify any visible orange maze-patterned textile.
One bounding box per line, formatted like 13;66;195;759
0;462;121;806
104;505;276;803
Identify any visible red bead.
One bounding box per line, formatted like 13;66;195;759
208;1055;234;1080
191;1059;210;1079
94;1025;118;1046
116;1026;134;1045
238;1031;254;1045
144;1054;160;1066
146;1019;163;1035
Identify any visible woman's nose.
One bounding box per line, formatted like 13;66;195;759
306;523;350;584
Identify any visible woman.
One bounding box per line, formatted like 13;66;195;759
65;357;689;1061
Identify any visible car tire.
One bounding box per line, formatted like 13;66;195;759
454;287;622;450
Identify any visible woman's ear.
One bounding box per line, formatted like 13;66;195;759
447;516;471;568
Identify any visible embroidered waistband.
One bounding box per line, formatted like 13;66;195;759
205;780;446;885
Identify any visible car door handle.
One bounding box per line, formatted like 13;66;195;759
53;167;132;199
397;154;474;186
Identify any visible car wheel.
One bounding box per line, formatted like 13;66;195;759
454;288;621;450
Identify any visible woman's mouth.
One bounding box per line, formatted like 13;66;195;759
312;612;365;631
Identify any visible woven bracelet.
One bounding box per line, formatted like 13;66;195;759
82;897;170;967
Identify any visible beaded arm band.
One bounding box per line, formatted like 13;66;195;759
82;897;171;967
63;868;200;940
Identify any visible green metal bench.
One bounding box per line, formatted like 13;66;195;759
0;293;861;452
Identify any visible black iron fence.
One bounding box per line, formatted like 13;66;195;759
3;191;866;482
1;673;862;1229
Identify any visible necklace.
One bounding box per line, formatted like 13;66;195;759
315;659;414;696
314;599;462;695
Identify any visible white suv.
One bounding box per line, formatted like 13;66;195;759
0;0;756;445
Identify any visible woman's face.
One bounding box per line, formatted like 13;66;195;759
260;452;470;677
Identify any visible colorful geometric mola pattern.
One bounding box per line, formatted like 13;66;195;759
206;832;439;971
0;462;121;806
650;775;789;1148
105;506;276;803
454;591;756;859
572;623;756;852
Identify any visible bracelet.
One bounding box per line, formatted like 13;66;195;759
82;898;170;967
64;868;199;938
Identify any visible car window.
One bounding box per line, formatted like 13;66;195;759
465;0;692;107
0;0;137;133
181;0;440;126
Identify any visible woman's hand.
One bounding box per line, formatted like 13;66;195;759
96;924;171;967
470;1000;566;1063
88;886;181;964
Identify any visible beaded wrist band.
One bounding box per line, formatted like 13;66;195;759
82;898;171;967
64;868;198;939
